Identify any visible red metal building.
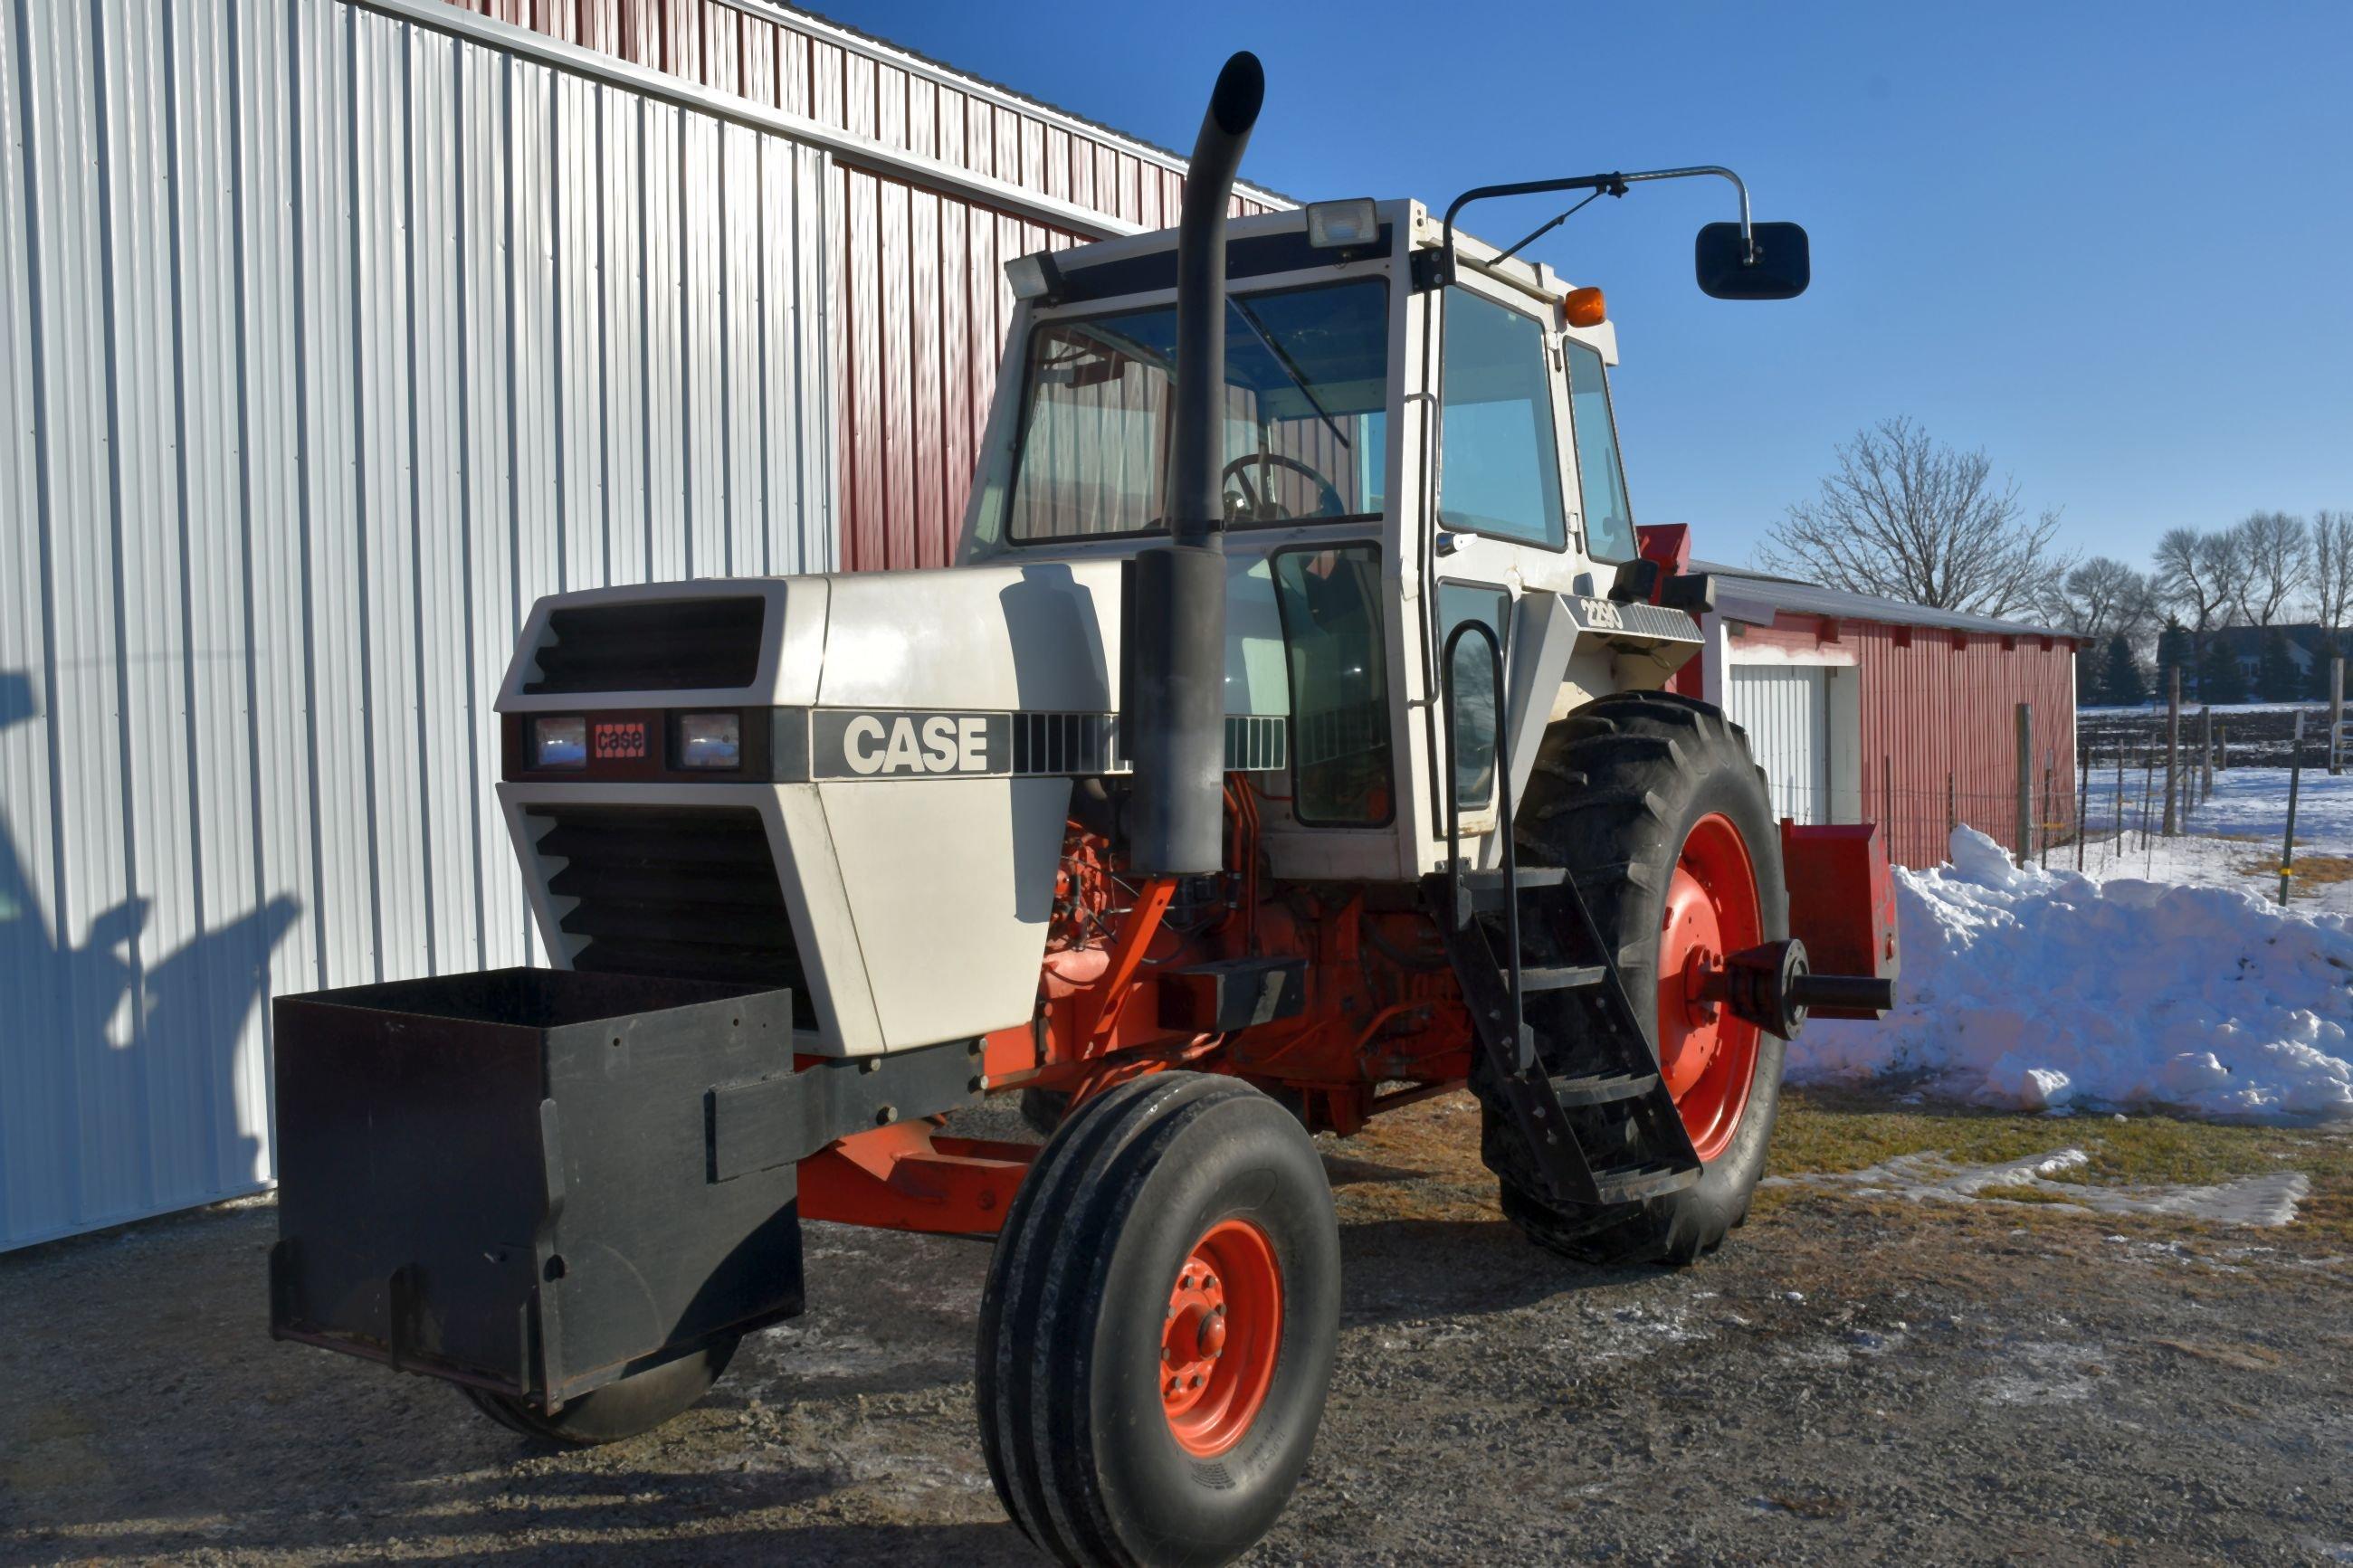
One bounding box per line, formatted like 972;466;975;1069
1643;532;2081;869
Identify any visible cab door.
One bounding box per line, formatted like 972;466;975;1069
1415;272;1583;855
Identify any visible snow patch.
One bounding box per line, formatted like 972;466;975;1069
1767;1146;2310;1227
1792;827;2353;1123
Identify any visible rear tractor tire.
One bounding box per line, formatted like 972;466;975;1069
1494;690;1791;1267
978;1072;1340;1567
459;1335;738;1446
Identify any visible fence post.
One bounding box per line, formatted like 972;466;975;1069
2075;741;2090;872
2014;702;2033;869
2139;743;2155;852
2161;666;2181;835
2217;724;2227;772
2331;655;2345;775
2281;712;2305;907
2114;746;2126;851
2040;753;2053;869
2200;706;2214;803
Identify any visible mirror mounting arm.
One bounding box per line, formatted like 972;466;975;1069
1434;165;1757;287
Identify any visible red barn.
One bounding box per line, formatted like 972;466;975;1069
1654;544;2081;870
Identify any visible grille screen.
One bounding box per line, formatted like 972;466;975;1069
524;597;764;694
531;805;808;1022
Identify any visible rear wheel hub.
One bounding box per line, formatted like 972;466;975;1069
1654;812;1765;1163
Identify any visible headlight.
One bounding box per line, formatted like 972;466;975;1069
675;711;742;770
531;716;586;769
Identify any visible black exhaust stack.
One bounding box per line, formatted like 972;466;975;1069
1128;50;1263;877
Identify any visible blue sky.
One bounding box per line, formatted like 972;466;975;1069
819;0;2352;569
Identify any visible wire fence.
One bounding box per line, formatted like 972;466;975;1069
1751;708;2337;893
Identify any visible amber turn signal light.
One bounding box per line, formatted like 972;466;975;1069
1563;286;1606;328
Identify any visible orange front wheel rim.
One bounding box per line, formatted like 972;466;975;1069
1159;1219;1282;1458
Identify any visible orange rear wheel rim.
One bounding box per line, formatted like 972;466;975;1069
1654;812;1764;1163
1159;1219;1281;1457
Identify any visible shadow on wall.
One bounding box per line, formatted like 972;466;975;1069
0;670;301;1245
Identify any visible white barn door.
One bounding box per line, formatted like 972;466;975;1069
1725;665;1830;825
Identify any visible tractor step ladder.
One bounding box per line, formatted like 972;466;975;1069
1428;622;1701;1210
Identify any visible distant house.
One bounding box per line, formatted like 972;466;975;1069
2205;623;2325;686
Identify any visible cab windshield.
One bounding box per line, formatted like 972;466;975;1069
1005;279;1389;542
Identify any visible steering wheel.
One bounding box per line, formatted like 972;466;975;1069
1220;451;1348;523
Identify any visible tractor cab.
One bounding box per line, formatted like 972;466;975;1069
960;196;1730;884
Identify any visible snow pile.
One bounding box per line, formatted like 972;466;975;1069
1792;827;2353;1123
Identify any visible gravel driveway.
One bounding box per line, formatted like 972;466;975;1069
4;1092;2349;1566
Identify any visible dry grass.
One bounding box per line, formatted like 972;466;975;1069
2228;851;2353;898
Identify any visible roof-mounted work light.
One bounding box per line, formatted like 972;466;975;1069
1004;250;1065;303
1304;198;1379;251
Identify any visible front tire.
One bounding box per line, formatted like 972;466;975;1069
1493;690;1790;1266
978;1072;1340;1567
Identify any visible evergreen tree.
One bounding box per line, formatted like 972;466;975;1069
2085;639;2108;704
2256;630;2303;702
2200;635;2250;703
2155;619;2195;699
2099;632;2147;707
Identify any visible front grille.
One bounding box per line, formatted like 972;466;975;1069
530;805;808;1022
524;597;765;694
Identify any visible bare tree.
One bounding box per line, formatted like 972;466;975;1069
2228;510;2310;626
1761;418;2072;618
2308;509;2350;638
2155;527;2223;638
2045;556;2156;643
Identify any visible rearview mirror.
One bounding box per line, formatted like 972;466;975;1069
1695;221;1809;299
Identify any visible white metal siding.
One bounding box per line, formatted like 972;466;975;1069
0;0;834;1250
1726;665;1830;826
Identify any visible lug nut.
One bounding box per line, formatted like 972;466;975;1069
1189;1374;1203;1389
874;1105;898;1126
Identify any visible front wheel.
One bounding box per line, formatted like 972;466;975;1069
1495;690;1791;1266
977;1072;1340;1567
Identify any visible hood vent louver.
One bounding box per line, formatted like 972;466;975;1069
523;597;765;694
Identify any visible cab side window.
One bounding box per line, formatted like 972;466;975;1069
1437;290;1566;548
1437;584;1510;809
1564;339;1635;563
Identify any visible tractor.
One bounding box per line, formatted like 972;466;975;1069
267;51;1895;1567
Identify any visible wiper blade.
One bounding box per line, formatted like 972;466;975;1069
1227;296;1349;451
